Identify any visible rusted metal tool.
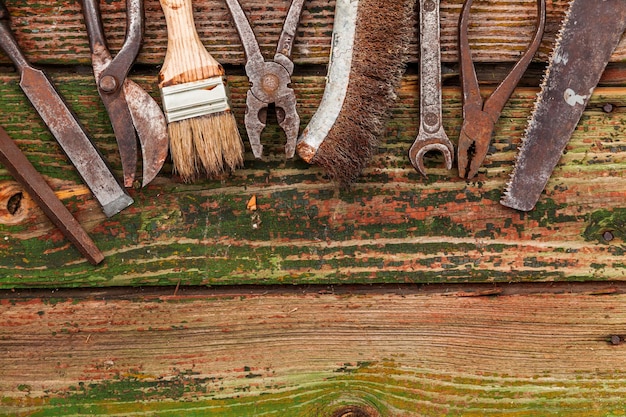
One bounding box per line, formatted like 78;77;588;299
0;1;133;218
81;0;168;187
0;126;104;265
408;0;454;178
501;0;626;211
457;0;545;179
225;0;304;158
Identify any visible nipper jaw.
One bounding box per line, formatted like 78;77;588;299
457;0;546;180
244;57;300;159
457;103;498;180
226;0;305;159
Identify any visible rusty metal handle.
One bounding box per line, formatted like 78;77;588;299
458;0;482;115
81;0;107;50
0;126;104;265
0;1;30;74
483;0;545;118
224;0;264;66
102;0;143;87
275;0;305;60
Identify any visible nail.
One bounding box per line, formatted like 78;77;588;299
602;231;614;242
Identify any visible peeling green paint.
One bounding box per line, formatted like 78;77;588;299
4;362;626;416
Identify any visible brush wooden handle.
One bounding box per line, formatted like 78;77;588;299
159;0;223;87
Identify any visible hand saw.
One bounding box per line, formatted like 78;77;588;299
501;0;626;212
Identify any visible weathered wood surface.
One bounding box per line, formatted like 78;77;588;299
2;1;626;415
2;286;626;416
1;71;625;287
1;0;626;65
0;0;625;288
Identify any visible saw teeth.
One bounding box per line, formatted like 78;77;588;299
501;0;576;202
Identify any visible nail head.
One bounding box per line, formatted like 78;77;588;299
99;75;118;93
602;231;614;242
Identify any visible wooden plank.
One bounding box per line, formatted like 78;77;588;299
2;287;626;415
0;0;625;66
0;70;625;287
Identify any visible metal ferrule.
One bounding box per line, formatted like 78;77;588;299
160;76;231;123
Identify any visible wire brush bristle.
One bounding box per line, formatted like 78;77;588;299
309;0;414;187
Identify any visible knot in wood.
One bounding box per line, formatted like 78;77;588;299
330;405;378;417
0;182;34;225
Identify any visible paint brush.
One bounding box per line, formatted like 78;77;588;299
159;0;244;182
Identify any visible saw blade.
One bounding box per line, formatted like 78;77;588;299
501;0;626;212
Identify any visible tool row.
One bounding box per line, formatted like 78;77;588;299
0;0;624;265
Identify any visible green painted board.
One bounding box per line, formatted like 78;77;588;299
0;72;625;287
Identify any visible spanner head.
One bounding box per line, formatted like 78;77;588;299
408;136;454;178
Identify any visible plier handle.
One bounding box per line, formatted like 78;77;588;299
225;0;304;158
457;0;546;179
82;0;168;187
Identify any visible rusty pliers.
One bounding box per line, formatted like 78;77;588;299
225;0;304;158
457;0;545;179
81;0;168;187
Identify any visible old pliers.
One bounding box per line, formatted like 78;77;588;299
81;0;168;187
225;0;304;158
457;0;545;179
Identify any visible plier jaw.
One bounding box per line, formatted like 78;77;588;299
457;0;546;180
82;0;168;188
226;0;304;159
457;106;496;179
244;61;299;158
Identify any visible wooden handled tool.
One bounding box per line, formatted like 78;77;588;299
0;126;104;265
159;0;244;182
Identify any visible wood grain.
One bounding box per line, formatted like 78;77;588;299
0;70;625;287
1;1;625;414
0;0;625;66
2;289;626;415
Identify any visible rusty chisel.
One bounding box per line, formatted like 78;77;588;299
501;0;626;211
0;1;133;217
0;126;104;265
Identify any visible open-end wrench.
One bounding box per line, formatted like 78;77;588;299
408;0;454;177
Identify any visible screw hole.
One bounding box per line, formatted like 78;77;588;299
602;231;614;242
7;192;23;215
